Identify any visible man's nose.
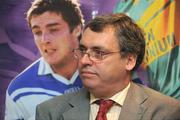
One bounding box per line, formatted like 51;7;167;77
79;54;93;65
41;33;51;42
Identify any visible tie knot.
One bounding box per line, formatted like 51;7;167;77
97;99;114;113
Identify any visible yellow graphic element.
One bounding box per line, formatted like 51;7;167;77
137;0;175;66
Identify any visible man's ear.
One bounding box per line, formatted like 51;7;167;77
125;54;137;71
72;25;82;37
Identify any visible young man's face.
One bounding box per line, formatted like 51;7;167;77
30;11;79;66
78;27;136;98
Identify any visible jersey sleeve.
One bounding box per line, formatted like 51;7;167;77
4;90;23;120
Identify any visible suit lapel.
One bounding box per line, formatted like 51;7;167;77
62;89;90;120
61;83;148;120
118;82;148;120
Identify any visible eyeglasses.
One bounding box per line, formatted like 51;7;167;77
73;48;120;62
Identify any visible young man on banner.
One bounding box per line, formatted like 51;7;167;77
5;0;84;119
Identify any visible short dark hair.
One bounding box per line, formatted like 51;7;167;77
27;0;84;32
85;13;145;71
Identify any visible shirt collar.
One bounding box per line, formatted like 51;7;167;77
90;83;130;106
38;58;54;75
38;57;79;85
38;57;54;75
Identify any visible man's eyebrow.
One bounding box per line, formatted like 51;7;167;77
31;23;60;30
91;46;107;51
79;44;86;48
79;44;107;51
31;25;39;30
46;23;60;28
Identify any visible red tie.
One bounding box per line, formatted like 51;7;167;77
95;99;114;120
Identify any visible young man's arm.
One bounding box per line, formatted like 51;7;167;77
4;91;24;120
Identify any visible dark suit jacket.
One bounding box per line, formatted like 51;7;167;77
36;82;180;120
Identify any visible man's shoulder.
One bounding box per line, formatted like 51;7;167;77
15;59;40;79
38;93;69;109
37;88;88;111
36;90;82;119
132;83;180;110
7;59;41;95
133;83;179;102
131;83;180;119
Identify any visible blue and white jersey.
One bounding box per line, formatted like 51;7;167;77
5;58;82;120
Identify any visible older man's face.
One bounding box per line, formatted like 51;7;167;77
78;27;135;98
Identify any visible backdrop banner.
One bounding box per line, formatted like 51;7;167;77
114;0;180;100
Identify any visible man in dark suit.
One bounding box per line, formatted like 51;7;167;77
36;13;180;120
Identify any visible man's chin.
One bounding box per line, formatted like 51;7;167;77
44;58;59;65
82;78;97;89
